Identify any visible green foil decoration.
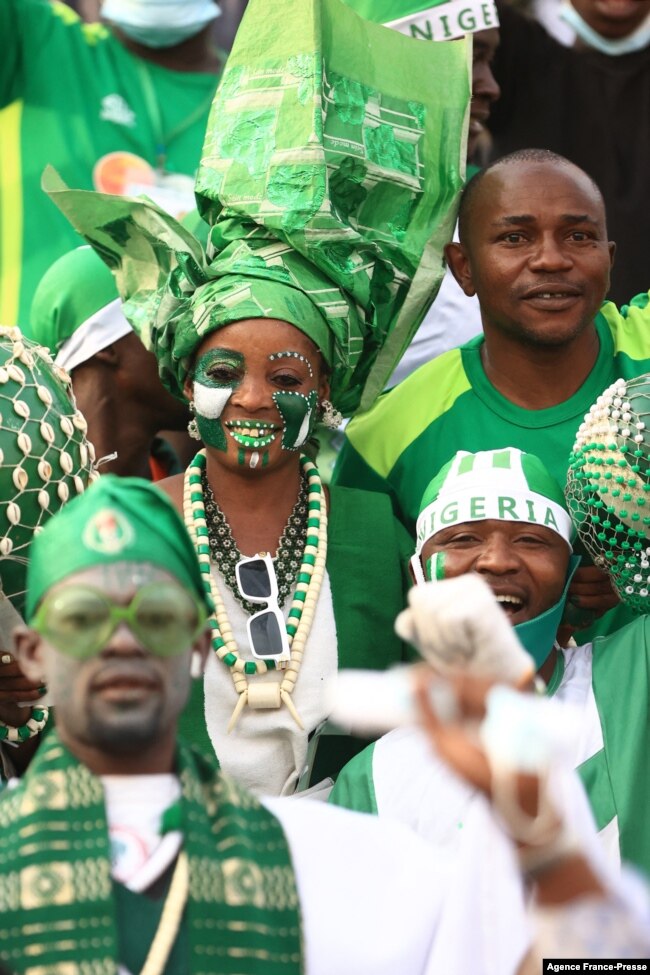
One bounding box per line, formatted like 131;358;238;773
43;0;470;417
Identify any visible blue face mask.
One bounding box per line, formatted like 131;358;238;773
560;1;650;56
513;554;581;669
102;0;219;49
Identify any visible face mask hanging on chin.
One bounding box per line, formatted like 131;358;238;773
513;554;581;670
560;1;650;56
102;0;220;49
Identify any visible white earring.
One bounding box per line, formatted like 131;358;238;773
190;651;204;679
188;401;201;441
320;399;343;430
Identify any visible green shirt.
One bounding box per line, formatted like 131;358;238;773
334;293;650;533
0;0;218;331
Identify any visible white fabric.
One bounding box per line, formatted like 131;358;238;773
531;867;650;962
389;234;482;388
560;0;650;55
554;642;621;867
369;722;616;975
202;566;338;796
102;773;182;891
265;798;443;975
55;297;132;372
109;785;468;975
533;0;575;46
101;0;219;31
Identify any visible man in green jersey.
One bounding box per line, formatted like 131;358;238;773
0;0;221;331
334;148;650;630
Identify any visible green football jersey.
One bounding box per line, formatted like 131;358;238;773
335;293;650;532
0;0;218;331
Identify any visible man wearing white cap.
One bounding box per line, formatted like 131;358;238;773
331;447;650;881
30;245;189;478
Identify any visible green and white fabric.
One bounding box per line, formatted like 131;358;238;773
44;0;471;416
30;245;132;371
416;447;574;554
555;621;650;878
0;730;303;975
344;0;499;40
0;729;457;975
0;0;218;332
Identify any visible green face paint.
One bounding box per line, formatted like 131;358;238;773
273;390;319;450
192;349;244;452
425;552;446;581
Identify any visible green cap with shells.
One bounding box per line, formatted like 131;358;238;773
566;374;650;612
0;326;98;615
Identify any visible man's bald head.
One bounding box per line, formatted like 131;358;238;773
458;150;606;246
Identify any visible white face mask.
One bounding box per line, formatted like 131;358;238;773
102;0;220;49
560;0;650;56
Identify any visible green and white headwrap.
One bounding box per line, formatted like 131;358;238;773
566;375;650;612
43;0;470;417
344;0;499;40
416;448;574;555
30;245;132;372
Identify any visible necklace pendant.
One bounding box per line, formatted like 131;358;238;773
247;683;282;710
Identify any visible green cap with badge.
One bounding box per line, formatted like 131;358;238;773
26;475;211;619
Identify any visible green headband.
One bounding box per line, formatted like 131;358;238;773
43;0;470;417
344;0;500;40
26;475;212;620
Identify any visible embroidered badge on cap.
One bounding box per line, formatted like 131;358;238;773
82;508;135;555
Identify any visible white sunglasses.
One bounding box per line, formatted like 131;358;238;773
235;553;291;662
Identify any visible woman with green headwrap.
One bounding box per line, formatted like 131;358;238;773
46;0;470;795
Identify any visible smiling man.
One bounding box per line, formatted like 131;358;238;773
334;148;650;638
331;447;650;880
0;475;458;975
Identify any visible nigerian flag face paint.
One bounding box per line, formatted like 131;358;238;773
273;390;319;450
192;349;243;451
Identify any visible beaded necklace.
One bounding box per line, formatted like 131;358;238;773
202;469;308;613
184;449;327;731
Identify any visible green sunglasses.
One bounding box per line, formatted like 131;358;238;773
32;582;207;660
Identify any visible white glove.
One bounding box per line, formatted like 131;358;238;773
395;575;535;685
